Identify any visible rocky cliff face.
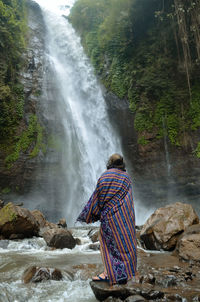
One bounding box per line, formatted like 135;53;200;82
13;1;69;221
104;91;200;219
0;1;46;199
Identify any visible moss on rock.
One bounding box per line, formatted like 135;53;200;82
0;202;17;226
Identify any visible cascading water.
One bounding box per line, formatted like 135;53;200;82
162;116;171;178
162;116;178;203
28;0;121;225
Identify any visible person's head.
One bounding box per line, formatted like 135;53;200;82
106;153;126;171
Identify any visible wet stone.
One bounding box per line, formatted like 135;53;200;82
90;281;130;301
140;290;164;300
140;273;155;285
22;266;63;283
125;295;146;302
88;228;99;243
165;294;184;301
156;274;177;287
104;297;123;302
90;280;165;301
57;218;67;228
89;243;100;251
43;228;76;249
75;238;82;245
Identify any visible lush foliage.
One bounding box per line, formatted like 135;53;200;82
0;0;27;139
0;0;45;169
69;0;200;153
5;115;46;168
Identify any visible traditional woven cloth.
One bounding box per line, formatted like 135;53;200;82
77;168;137;284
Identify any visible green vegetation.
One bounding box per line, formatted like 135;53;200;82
5;115;46;168
0;0;27;138
0;202;17;224
195;142;200;158
0;0;28;165
1;187;11;194
0;1;45;169
69;0;200;153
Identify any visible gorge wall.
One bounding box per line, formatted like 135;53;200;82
104;90;200;218
0;0;46;198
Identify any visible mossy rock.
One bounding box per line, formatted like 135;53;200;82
0;202;17;225
0;202;39;239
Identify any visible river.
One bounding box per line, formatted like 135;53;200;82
0;227;101;301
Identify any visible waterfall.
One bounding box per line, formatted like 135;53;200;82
30;0;121;225
162;117;171;178
162;116;178;203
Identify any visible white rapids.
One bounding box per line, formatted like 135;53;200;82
0;228;101;302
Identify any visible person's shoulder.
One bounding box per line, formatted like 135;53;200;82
101;168;129;178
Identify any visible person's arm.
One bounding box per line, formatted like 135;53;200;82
77;181;101;224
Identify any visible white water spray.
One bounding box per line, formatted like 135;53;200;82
32;0;121;225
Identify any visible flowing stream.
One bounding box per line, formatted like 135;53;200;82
0;228;101;301
27;0;121;225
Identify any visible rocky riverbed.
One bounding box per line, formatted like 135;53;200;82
91;249;200;301
0;201;200;301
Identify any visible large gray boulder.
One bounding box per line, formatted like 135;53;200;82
175;224;200;262
43;228;76;249
140;202;199;250
0;202;39;239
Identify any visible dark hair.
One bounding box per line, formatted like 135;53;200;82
106;154;126;171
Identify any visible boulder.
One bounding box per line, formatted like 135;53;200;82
88;228;99;243
57;218;67;228
90;281;164;302
31;209;62;231
0;202;39;239
75;237;82;245
90;281;130;301
89;243;100;251
43;228;76;249
175;224;200;262
140;202;199;250
22;266;63;283
31;210;47;228
31;210;62;237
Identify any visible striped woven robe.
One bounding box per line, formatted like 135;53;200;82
77;168;137;285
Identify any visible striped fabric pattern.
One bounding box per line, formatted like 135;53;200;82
77;168;137;284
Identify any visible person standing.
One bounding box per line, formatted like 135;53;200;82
77;154;137;285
